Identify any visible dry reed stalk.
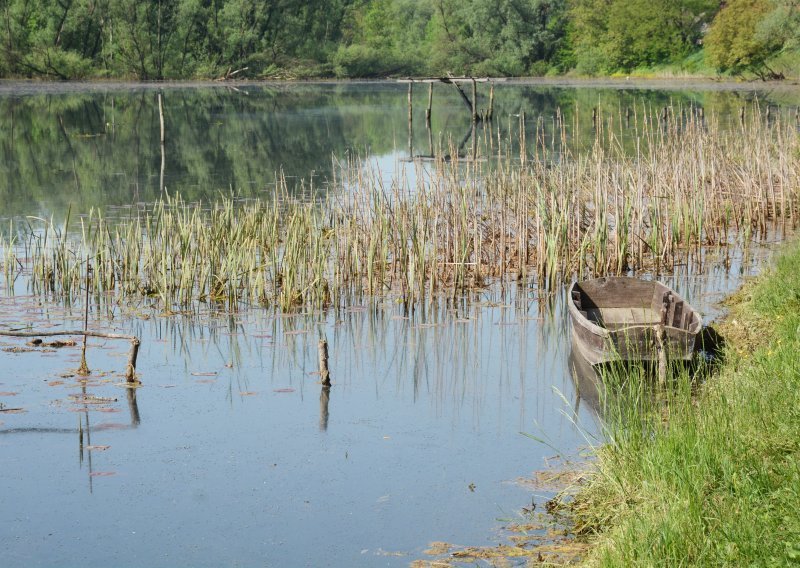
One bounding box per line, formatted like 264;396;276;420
3;108;797;313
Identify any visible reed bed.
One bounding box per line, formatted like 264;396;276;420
5;106;799;312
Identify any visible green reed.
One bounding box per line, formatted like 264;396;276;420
4;105;798;312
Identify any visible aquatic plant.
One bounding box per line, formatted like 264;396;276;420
4;105;798;312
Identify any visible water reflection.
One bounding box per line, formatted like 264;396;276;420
2;81;798;221
319;386;330;432
568;346;602;417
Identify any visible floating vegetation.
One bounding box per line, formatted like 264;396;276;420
413;525;591;566
3;105;798;312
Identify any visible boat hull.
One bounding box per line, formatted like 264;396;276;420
568;277;702;366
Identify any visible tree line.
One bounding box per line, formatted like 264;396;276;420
0;0;797;80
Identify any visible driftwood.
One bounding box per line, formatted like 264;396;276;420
216;66;249;81
0;330;141;382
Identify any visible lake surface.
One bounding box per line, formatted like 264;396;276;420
0;80;794;566
1;79;798;220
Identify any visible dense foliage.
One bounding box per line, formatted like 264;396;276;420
0;0;797;79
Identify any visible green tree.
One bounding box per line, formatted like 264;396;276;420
106;0;181;79
755;1;800;58
705;0;783;79
568;0;719;74
430;0;566;76
334;0;431;77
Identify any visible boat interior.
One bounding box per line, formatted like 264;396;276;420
584;307;661;329
571;279;698;332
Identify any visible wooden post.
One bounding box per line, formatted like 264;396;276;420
157;92;165;144
408;83;414;157
318;339;331;387
78;264;91;376
407;82;413;124
740;106;745;124
487;82;494;121
427;120;433;156
125;337;140;382
471;78;478;122
425;83;433;124
471;122;477;161
158;92;166;192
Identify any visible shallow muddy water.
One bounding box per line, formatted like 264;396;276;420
0;80;795;566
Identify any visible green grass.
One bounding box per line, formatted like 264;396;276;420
570;243;800;566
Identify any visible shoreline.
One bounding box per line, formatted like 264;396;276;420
0;75;798;97
564;239;800;565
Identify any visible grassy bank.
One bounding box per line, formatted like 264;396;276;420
570;243;800;565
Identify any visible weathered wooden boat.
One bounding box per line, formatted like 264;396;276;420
568;277;703;366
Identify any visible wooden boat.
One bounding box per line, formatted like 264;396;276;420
568;277;703;366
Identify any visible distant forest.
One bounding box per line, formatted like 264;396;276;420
1;0;798;80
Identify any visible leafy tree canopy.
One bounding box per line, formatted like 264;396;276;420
0;0;795;79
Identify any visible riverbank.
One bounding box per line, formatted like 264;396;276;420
569;241;800;565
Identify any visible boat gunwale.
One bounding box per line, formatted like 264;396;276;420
567;277;703;337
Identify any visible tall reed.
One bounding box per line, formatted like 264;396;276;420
4;106;798;312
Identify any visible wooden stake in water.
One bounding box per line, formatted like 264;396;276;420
125;337;141;382
407;82;413;124
158;92;165;143
426;83;433;124
488;82;494;121
158;92;166;191
77;264;91;376
408;83;414;157
318;339;331;387
471;78;478;122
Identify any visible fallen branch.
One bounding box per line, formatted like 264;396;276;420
0;330;141;382
216;66;249;81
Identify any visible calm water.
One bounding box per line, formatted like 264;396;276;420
0;80;793;566
0;79;798;220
